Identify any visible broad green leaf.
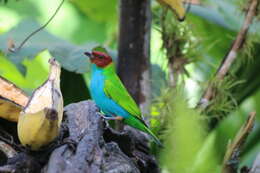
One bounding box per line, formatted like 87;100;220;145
61;68;90;105
189;1;260;34
240;128;260;169
0;0;108;44
0;20;94;74
0;53;27;87
0;51;48;92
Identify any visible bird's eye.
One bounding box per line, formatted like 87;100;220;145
98;55;104;59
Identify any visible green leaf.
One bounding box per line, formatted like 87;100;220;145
0;53;27;87
72;0;117;23
0;51;49;92
189;4;232;30
240;129;260;169
189;1;260;34
60;68;90;105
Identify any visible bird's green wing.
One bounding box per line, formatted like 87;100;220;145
103;74;142;118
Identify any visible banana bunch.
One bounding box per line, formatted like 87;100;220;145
157;0;186;21
17;58;63;151
0;76;28;122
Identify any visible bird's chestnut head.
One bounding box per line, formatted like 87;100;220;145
84;47;112;68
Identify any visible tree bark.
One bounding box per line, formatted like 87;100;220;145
0;101;159;173
118;0;151;116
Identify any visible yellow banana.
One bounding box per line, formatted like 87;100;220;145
18;58;63;150
0;76;28;122
0;98;23;122
157;0;186;21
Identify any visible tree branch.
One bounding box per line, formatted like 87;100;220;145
222;111;256;173
197;0;259;110
160;9;189;88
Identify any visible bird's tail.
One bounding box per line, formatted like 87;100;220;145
124;116;163;147
143;125;164;147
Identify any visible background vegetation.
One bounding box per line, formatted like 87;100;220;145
0;0;260;172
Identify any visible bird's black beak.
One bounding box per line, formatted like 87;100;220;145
84;52;93;59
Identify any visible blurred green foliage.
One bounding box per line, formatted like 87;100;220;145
156;89;216;173
1;0;260;172
0;0;118;98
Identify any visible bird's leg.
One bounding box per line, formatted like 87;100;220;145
99;114;112;119
101;115;123;121
115;116;124;120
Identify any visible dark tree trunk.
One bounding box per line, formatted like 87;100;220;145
118;0;151;116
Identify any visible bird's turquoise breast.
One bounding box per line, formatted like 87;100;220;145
90;67;106;106
89;65;130;118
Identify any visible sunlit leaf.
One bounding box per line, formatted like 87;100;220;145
72;0;117;23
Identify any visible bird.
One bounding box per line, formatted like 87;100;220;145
84;46;162;146
17;58;63;151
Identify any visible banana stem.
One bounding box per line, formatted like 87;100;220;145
48;58;61;82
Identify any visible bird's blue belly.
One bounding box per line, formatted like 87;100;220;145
90;70;130;118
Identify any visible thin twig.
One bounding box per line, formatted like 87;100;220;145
222;111;256;173
0;141;17;158
0;165;16;173
197;0;259;110
0;128;23;152
9;0;65;52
